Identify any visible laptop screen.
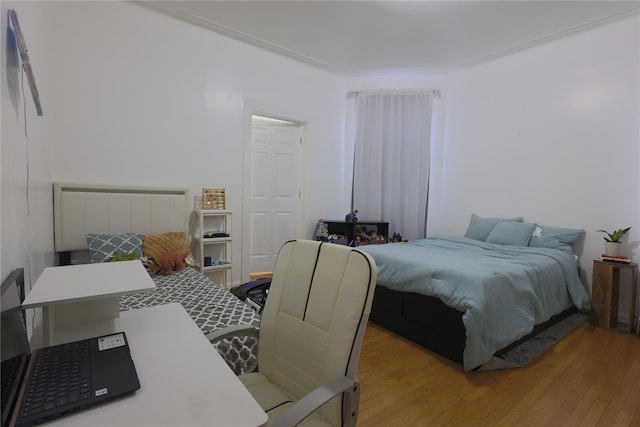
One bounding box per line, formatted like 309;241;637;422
1;269;30;427
1;269;30;363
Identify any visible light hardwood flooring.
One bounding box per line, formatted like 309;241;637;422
357;321;640;426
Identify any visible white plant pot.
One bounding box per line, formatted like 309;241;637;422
604;241;621;256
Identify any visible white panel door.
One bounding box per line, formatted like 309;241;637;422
249;122;301;274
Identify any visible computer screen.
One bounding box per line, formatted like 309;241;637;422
1;269;29;362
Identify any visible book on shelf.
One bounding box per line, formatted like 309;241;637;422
599;254;632;264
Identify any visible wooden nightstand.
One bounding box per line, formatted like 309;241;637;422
590;259;638;333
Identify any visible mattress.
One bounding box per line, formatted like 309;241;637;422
120;267;260;374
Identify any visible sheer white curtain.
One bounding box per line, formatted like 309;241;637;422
352;91;435;240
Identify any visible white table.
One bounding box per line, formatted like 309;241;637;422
23;260;156;346
40;303;267;426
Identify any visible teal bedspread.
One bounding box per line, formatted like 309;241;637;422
360;236;589;370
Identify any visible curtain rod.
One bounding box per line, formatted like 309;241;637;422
347;88;441;98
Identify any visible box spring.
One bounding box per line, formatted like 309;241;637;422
369;285;576;369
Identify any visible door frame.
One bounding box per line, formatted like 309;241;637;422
241;103;307;283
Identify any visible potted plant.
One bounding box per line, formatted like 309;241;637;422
597;227;631;256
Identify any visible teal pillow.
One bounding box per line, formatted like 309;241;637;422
86;233;143;263
464;214;524;241
528;237;573;255
528;225;584;254
486;222;537;246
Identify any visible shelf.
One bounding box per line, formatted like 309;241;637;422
193;209;232;288
319;220;389;246
196;236;232;243
591;259;638;333
194;209;232;215
203;263;231;272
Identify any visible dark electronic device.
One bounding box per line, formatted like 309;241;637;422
1;270;141;427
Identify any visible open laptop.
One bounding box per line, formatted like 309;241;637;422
1;269;141;427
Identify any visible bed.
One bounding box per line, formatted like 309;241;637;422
359;215;590;371
52;183;260;374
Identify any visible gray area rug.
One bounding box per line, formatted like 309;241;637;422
478;313;588;371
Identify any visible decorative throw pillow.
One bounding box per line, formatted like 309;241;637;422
464;214;524;241
86;233;143;263
528;225;584;254
143;232;193;260
528;236;573;255
485;222;537;246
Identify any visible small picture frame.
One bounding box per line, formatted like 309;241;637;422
201;188;226;210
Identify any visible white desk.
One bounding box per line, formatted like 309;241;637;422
39;303;267;426
23;261;155;345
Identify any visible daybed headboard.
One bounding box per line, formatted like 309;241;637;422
53;183;189;253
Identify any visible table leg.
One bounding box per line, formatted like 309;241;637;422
43;298;121;345
611;268;620;327
630;268;638;334
42;306;52;347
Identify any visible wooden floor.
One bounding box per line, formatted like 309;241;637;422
357;321;640;426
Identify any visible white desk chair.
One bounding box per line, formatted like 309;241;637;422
208;239;376;427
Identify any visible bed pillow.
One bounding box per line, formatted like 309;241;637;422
86;233;143;263
528;225;584;254
143;231;193;259
464;214;524;241
485;222;537;246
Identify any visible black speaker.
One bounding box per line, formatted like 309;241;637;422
204;256;212;266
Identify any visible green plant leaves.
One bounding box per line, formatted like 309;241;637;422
597;227;631;243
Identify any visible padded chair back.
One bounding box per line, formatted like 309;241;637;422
258;240;376;426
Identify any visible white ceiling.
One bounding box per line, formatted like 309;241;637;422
137;1;640;76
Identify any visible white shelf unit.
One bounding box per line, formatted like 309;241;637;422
193;209;232;288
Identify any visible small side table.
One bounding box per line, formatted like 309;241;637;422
591;259;638;333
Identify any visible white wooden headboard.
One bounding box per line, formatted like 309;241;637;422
53;183;189;252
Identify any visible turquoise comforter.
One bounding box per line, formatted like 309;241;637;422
360;236;589;370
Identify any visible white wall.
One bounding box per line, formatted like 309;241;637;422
2;1;638;312
4;1;352;285
349;14;640;304
1;2;55;295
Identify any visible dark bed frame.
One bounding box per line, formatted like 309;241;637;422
369;284;576;369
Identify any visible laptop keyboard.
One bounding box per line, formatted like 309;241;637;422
21;341;92;418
